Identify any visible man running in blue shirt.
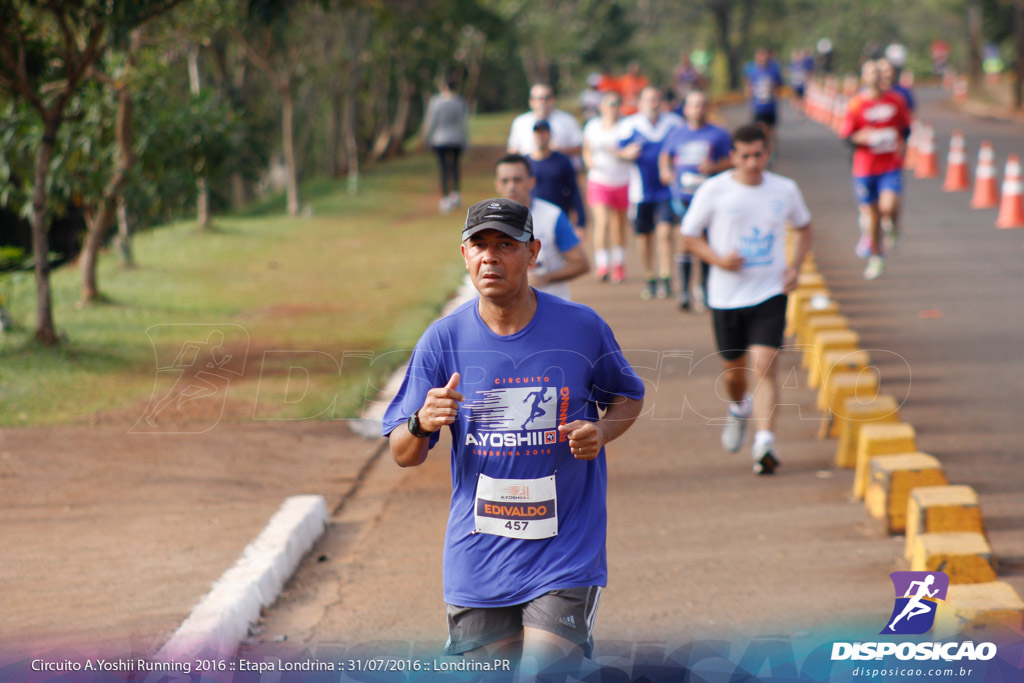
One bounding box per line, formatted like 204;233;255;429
383;198;644;678
659;91;732;311
744;48;784;156
617;86;683;300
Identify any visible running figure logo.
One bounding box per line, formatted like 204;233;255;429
132;324;249;434
521;387;552;429
880;571;949;635
464;386;558;431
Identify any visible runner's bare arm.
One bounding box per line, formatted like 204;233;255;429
390;373;464;468
658;150;674;186
782;222;813;293
558;395;644;460
680;234;743;271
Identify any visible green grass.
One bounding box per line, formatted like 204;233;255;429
0;111;517;426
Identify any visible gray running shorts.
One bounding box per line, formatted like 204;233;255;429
444;586;603;658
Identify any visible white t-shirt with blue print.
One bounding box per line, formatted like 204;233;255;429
681;170;811;310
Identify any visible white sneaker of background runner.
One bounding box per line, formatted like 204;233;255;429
721;396;751;453
863;255;885;280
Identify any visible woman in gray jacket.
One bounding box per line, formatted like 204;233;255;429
423;74;469;213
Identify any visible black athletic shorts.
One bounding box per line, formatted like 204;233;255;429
753;110;777;128
444;586;603;658
711;294;788;361
632;200;678;235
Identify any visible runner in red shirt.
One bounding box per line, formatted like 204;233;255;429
838;59;911;280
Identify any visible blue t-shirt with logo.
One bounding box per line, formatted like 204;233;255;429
661;123;732;202
382;291;645;607
617;111;683;203
745;62;783;115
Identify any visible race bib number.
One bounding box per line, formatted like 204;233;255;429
754;78;773;102
475;474;557;540
680;171;707;195
871;127;899;153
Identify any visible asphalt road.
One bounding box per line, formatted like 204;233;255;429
243;89;1024;662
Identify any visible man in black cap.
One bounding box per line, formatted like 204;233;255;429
382;197;645;678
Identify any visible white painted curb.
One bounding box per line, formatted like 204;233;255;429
156;495;329;660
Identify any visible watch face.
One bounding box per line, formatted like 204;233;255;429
408;412;426;437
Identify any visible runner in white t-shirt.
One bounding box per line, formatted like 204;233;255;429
680;124;812;475
508;84;583;159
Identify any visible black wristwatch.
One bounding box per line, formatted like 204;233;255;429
407;410;436;438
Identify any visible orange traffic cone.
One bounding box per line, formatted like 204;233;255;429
903;122;919;172
943;131;970;191
970;141;999;209
831;95;845;134
914;125;939;179
996;154;1024;228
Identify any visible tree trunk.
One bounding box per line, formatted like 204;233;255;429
188;44;211;229
30;116;61;344
342;87;360;195
342;11;370;195
115;195;134;268
230;173;247;208
80;212;106;303
1015;0;1024;109
371;50;393;160
383;72;413;159
281;78;300;215
326;91;342;177
967;0;984;87
463;40;484;114
711;1;739;91
80;81;134;303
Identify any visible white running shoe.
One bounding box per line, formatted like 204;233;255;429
863;255;885;280
693;285;707;313
721;410;748;453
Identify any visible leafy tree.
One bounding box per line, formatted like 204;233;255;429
0;0;185;343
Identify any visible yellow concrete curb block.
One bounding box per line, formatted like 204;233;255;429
797;272;826;289
906;485;985;561
834;395;901;469
818;368;879;439
932;582;1024;639
797;313;848;352
910;532;997;584
854;422;917;499
814;347;871;396
794;298;841;347
787;287;830;338
806;330;860;388
865;453;946;534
